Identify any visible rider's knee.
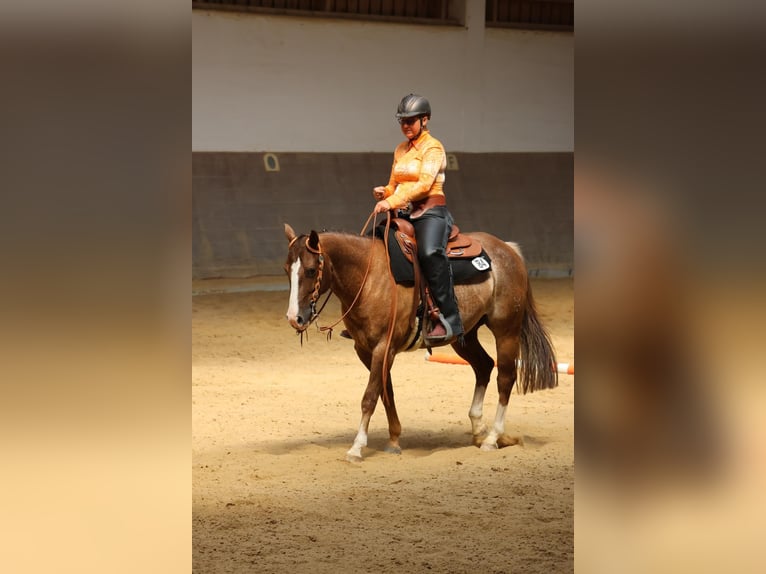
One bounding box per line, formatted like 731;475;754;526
420;244;445;260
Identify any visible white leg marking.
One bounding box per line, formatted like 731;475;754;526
481;403;508;451
346;413;372;461
469;386;488;436
285;259;301;321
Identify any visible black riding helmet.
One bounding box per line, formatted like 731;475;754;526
395;93;431;120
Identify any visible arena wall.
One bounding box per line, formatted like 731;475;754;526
192;9;573;278
192;151;572;278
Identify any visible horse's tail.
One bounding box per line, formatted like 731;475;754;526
517;283;559;394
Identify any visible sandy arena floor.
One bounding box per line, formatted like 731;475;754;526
193;277;573;573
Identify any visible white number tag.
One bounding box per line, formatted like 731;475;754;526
471;256;490;271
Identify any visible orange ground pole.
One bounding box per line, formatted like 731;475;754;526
425;353;574;375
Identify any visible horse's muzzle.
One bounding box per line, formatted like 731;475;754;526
286;311;311;332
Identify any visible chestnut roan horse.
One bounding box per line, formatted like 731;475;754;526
283;222;558;462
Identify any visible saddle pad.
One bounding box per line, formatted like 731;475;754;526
373;227;492;285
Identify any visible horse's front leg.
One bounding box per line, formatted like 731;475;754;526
381;372;402;455
347;345;398;462
346;385;376;462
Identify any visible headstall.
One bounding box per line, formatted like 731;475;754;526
304;237;327;322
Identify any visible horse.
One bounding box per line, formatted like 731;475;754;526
283;221;558;462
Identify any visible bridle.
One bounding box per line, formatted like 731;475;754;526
288;210;386;341
304;237;331;324
288;235;333;338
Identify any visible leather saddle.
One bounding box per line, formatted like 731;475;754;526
385;218;484;340
389;218;483;264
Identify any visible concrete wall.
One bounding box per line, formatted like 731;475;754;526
192;8;573;278
192;10;573;152
192;151;572;278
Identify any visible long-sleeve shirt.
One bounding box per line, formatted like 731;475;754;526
381;130;447;211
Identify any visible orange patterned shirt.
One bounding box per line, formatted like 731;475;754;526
381;130;447;211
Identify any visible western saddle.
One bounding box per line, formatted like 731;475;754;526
388;217;483;335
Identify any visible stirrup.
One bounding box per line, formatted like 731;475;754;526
424;314;455;344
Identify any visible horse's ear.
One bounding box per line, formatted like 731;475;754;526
284;223;296;243
308;230;320;251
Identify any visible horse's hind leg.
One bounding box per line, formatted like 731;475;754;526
481;333;520;450
451;326;495;446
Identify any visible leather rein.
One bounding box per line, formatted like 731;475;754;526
292;210;387;339
293;211;399;405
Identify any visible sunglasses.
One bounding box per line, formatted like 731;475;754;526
398;116;421;126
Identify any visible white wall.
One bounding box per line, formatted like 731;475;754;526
192;9;573;153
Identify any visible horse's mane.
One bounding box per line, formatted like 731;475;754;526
321;230;367;236
319;230;377;242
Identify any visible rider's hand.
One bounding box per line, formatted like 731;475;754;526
373;186;386;200
374;200;391;215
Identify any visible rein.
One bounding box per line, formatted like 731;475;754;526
380;215;397;406
295;210;398;406
297;210;381;339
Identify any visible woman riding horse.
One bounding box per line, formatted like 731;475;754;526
372;94;464;346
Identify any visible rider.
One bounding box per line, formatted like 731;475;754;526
372;93;465;345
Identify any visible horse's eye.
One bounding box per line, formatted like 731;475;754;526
305;268;317;278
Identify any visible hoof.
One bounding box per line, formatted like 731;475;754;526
497;434;522;448
480;442;498;451
472;432;488;448
384;445;402;455
346;453;363;463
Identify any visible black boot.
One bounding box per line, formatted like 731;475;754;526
412;208;464;344
425;293;464;345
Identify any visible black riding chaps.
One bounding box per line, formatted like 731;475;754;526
410;205;465;339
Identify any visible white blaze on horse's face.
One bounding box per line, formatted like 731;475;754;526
286;258;302;327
